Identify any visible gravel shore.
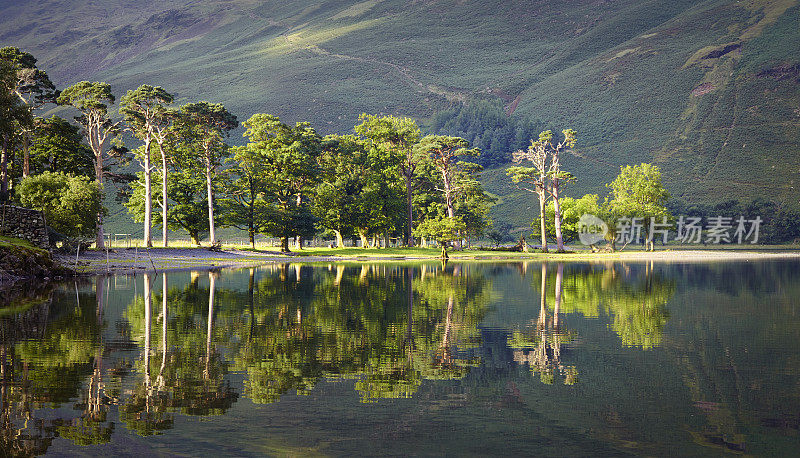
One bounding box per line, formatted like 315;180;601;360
52;247;800;275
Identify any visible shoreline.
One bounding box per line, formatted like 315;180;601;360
53;247;800;275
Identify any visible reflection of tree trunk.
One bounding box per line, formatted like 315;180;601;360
554;264;563;331
538;263;547;330
359;264;369;283
143;273;152;409
205;272;216;379
439;296;454;366
158;273;168;388
294;264;302;283
406;267;414;346
90;276;106;420
334;264;345;287
248;269;255;340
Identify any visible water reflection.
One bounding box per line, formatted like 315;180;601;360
0;261;798;454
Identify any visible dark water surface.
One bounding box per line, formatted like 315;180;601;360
1;261;799;456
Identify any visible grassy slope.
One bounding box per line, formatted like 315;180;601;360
1;0;798;232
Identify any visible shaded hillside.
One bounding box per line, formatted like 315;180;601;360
2;0;798;229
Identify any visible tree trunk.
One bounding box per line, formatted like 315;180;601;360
249;225;255;249
358;229;369;248
294;193;302;250
552;181;565;252
190;231;200;246
94;144;105;250
280;236;290;252
22;132;30;178
143;139;153;248
421;237;427;248
0;134;8;203
204;154;215;246
334;229;344;248
405;176;414;247
538;190;548;253
159;142;169;248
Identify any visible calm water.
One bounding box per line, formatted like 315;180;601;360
1;261;799;456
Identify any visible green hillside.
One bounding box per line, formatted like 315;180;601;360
2;0;798;230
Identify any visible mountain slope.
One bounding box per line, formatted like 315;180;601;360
2;0;798;229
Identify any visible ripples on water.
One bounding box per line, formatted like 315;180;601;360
0;261;799;455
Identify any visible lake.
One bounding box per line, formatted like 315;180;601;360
1;260;799;455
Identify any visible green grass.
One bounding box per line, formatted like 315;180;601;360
0;235;49;254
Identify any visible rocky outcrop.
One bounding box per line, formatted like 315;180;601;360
0;238;68;284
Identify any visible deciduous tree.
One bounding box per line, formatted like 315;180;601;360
355;114;420;246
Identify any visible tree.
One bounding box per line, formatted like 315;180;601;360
242;114;320;252
545;194;602;243
607;163;671;251
120;85;174;247
355;114;421;246
218;144;269;248
507;139;550;252
413;215;466;259
0;47;57;178
177;102;238;246
314;135;369;247
0;61;31;203
543;129;576;252
126;168;209;245
508;129;577;252
414;135;479;220
57;81;121;248
29;116;94;176
16;171;104;240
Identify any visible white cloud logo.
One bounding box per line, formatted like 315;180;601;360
577;214;608;246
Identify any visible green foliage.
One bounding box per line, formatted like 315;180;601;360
16;171;105;239
431;100;545;167
414;215;466;257
126;168;209;244
236;113;322;250
57;81;115;114
544;194;602;242
314;134;404;241
29;116;94;176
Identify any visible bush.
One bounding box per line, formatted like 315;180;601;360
16;172;105;239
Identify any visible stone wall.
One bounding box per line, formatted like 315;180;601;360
0;205;50;250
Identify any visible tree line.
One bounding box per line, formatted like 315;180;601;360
4;46;798;252
0;47;493;252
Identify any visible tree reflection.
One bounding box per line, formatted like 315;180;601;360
227;263;490;404
510;263;578;385
122;271;238;435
